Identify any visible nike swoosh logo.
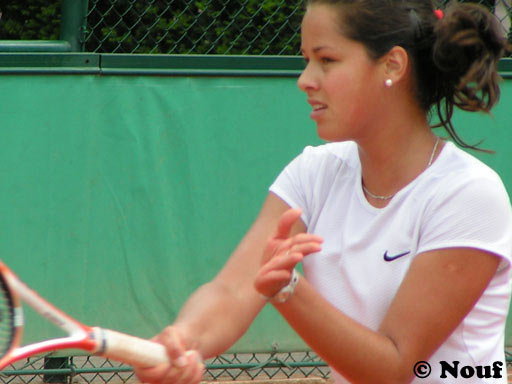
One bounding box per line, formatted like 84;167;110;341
383;250;411;262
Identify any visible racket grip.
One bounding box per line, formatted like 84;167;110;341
96;328;170;368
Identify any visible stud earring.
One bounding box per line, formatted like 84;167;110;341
385;79;393;87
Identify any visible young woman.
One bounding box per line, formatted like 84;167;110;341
135;1;512;383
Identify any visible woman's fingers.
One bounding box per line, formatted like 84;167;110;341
159;326;189;367
133;327;204;384
134;353;204;384
167;351;204;384
254;269;297;298
256;208;323;299
259;251;303;273
272;234;323;260
134;363;170;384
274;208;303;239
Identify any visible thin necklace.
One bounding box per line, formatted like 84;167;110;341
362;136;441;201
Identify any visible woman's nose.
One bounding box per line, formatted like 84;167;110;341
297;64;319;92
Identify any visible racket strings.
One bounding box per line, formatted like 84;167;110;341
0;274;15;358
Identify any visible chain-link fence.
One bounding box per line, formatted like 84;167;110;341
1;0;511;54
0;352;330;384
83;0;512;55
84;0;305;54
2;351;512;384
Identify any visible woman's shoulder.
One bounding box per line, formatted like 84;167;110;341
298;141;359;167
435;142;505;185
426;142;511;209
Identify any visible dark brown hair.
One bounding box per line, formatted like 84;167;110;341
306;0;510;151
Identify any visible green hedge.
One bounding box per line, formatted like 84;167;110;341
0;0;61;40
84;0;304;54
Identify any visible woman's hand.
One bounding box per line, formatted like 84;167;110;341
133;326;204;384
254;208;323;300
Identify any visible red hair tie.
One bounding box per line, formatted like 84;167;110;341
434;9;444;20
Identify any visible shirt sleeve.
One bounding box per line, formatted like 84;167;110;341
417;172;512;269
269;146;318;227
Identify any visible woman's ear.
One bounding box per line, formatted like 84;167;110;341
381;45;410;85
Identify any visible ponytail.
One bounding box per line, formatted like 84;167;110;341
432;2;509;151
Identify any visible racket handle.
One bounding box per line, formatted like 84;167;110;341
96;328;170;367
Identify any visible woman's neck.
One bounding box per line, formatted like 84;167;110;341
357;116;442;207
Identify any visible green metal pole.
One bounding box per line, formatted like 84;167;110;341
59;0;89;52
43;356;69;383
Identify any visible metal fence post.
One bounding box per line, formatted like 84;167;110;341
43;356;70;384
60;0;89;52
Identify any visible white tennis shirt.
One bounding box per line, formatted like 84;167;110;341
269;141;512;384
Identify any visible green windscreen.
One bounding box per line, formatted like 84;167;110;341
0;72;510;352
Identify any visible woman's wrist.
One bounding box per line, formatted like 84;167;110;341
260;269;300;304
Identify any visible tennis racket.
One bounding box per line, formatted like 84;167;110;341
0;259;169;370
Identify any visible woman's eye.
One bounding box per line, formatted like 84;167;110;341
321;57;334;64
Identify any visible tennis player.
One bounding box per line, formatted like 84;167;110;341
135;1;512;383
